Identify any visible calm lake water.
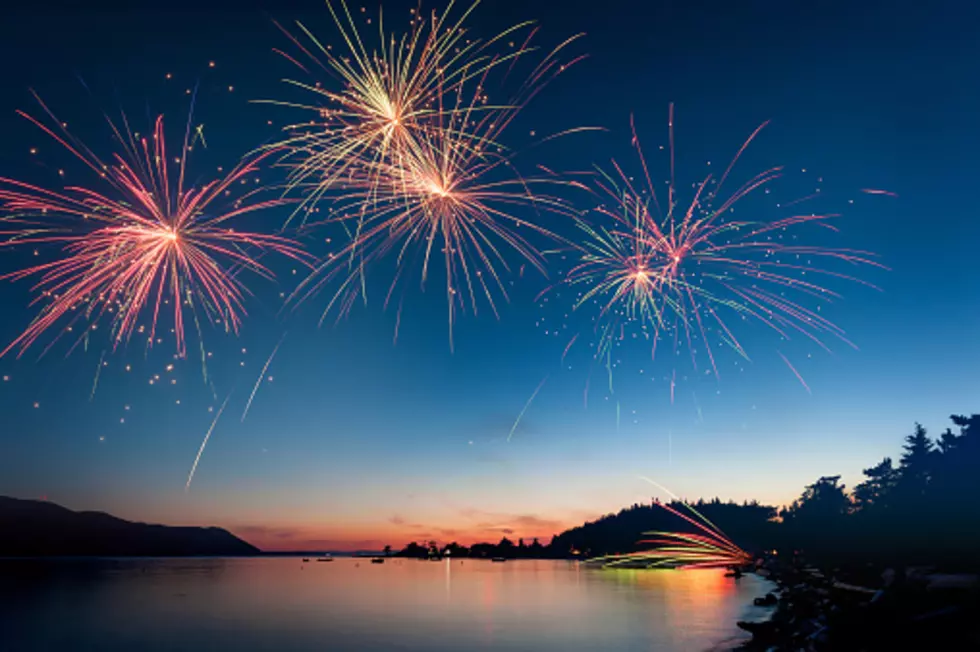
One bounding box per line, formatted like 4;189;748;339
0;557;774;651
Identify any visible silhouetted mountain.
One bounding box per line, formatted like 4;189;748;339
0;496;259;556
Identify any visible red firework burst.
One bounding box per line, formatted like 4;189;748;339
0;92;310;359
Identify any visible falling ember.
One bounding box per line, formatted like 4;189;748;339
242;333;286;422
507;375;548;441
561;332;579;364
0;91;311;361
185;392;232;491
860;188;898;197
777;350;811;394
89;350;106;401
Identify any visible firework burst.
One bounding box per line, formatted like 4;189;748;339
267;0;589;346
0;92;309;360
553;105;884;396
262;0;578;223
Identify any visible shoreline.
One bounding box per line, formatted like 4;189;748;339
733;555;980;650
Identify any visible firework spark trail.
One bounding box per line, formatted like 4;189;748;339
549;104;884;396
777;350;811;394
638;475;729;540
561;332;578;365
242;332;286;422
0;92;312;361
507;375;548;441
186;392;232;492
89;350;106;401
588;478;751;569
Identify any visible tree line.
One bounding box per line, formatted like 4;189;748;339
391;414;979;568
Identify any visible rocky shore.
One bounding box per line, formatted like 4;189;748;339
734;554;980;651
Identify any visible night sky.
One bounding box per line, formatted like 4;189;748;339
1;0;977;551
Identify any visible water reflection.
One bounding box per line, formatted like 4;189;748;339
597;567;742;649
0;558;773;652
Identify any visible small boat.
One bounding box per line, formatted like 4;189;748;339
316;553;333;562
302;558;310;563
371;558;385;564
491;557;507;563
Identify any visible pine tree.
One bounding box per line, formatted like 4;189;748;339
853;457;896;511
897;423;934;502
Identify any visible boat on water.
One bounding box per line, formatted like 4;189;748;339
371;558;385;564
316;553;334;562
302;558;310;563
491;557;506;563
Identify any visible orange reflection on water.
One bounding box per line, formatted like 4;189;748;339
596;567;742;649
1;558;769;651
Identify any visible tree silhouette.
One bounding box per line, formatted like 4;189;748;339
784;476;850;519
780;476;851;560
937;428;958;455
396;542;427;558
896;423;934;503
853;457;896;512
528;537;544;556
928;414;980;560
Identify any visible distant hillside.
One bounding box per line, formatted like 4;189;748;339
548;499;778;558
0;496;260;557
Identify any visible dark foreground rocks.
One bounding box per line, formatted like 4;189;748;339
736;556;980;651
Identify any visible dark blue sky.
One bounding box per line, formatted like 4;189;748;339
0;0;977;550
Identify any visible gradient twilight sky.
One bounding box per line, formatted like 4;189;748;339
1;0;978;551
